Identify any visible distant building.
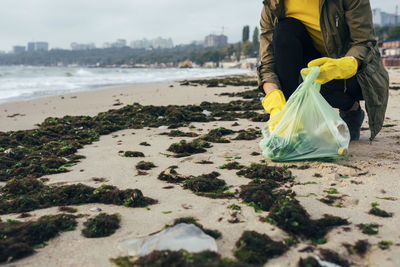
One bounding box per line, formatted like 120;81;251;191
204;34;228;48
35;42;49;51
130;38;152;49
153;37;173;49
373;8;400;26
27;42;35;52
0;50;5;54
71;42;96;50
130;37;173;49
191;40;204;46
26;42;49;52
13;46;26;53
103;39;128;49
114;39;127;48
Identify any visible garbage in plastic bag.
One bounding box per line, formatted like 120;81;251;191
259;66;350;161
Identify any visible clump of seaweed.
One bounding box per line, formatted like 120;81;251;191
236;163;293;181
171;217;222;239
235;162;348;241
233;128;261;140
58;206;77;213
82;213;120;238
318;195;344;207
159;130;198;137
319;249;350;267
0;178;157;214
136;161;156;171
157;166;189;183
121;151;145;157
110;250;244;267
343;240;369;256
378;240;393;250
167;139;211;157
139;142;151;146
298;257;321;267
234;231;288;265
201;127;235;143
266;192;349;240
158;168;233;199
183;172;226;195
181;76;258;88
239;180;279;212
357;223;379;235
369;207;393;218
219;161;244;170
196;160;214;165
0;214;77;263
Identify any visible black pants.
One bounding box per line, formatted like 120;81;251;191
273;17;363;111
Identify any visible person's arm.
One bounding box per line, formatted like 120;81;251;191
343;0;377;66
258;5;281;94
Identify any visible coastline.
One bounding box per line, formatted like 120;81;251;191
0;76;252;132
0;71;400;266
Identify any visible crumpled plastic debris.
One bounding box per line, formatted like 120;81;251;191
118;223;217;256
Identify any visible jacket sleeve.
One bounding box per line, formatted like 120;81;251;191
257;5;281;92
344;0;376;64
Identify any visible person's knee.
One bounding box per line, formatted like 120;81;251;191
274;17;306;45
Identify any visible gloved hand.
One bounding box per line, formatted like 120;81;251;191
262;90;286;133
301;56;358;84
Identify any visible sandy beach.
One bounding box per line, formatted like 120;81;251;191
1;69;400;267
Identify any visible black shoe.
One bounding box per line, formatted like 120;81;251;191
339;107;365;141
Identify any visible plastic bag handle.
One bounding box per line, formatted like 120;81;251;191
301;66;320;87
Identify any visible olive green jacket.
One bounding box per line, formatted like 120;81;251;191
257;0;389;140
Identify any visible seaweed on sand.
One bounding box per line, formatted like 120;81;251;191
167;139;211;157
159;130;198;137
135;161;156;171
233;128;261;141
239;179;280;211
120;151;145;157
219;161;244;170
369;207;393;218
356;223;379;235
110;250;245;267
82;213;120;238
183;172;233;198
318;249;350;267
235;162;348;241
266;192;349;240
0;214;77;263
343;240;369;256
201;127;235;143
157;168;233;199
236;163;293;181
0;178;157;214
170;217;222;239
157;166;189;183
180;76;258;88
0;98;262;181
298;257;322;267
234;231;288;265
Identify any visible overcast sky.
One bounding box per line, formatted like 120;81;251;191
0;0;398;52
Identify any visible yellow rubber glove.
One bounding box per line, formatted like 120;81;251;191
301;57;358;84
262;90;286;133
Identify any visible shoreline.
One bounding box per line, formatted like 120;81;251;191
0;74;254;132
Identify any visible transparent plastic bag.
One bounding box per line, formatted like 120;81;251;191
259;67;350;161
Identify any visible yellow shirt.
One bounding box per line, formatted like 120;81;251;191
284;0;327;56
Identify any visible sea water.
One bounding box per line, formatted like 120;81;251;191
0;66;250;104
